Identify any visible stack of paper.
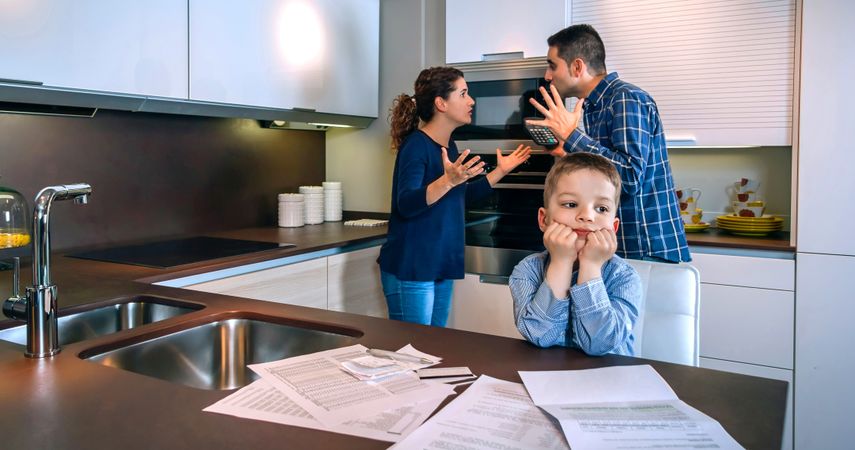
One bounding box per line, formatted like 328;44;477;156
393;365;745;450
340;355;411;380
203;344;454;443
519;365;745;450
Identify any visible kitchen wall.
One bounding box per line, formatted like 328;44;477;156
670;146;793;228
0;109;325;251
326;0;445;213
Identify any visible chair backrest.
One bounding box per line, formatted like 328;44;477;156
625;259;701;366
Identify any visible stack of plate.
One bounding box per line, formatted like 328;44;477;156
684;222;710;233
322;181;342;222
299;186;325;224
716;215;784;236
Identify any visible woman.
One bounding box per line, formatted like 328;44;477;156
377;66;531;326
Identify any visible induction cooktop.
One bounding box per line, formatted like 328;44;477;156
68;236;293;269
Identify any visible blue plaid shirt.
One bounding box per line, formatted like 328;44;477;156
564;72;690;263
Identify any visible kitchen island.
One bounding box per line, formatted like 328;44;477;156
0;222;786;449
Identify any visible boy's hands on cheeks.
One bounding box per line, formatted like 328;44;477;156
543;222;579;262
543;222;578;299
577;227;618;285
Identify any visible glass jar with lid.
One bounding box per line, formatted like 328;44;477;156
0;183;30;249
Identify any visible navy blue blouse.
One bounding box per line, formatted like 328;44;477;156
378;130;492;281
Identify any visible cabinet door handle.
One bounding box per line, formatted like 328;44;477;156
481;51;524;61
292;107;317;113
0;77;44;86
665;135;697;146
479;275;509;285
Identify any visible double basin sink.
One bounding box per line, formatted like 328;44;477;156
0;295;360;390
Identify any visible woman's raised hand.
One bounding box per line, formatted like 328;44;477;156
495;144;532;175
442;147;485;187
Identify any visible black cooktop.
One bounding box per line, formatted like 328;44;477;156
67;236;292;269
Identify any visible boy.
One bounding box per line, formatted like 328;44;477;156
510;153;642;356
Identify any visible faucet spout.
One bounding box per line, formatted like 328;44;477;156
32;184;92;288
4;183;92;358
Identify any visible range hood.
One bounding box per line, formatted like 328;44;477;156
0;81;374;128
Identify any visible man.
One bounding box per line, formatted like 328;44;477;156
528;24;690;263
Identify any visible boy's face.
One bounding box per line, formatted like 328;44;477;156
538;169;619;244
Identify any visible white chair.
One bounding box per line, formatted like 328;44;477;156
625;259;701;366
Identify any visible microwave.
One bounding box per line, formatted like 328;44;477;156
451;77;551;144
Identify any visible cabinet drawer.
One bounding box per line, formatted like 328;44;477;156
691;253;794;290
327;246;386;318
700;284;793;369
185;257;327;309
449;274;522;340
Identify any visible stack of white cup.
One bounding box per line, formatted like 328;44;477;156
278;193;305;228
322;181;343;221
299;185;325;224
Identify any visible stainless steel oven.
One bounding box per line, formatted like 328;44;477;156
464;152;554;279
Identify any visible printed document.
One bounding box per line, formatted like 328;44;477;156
248;344;454;426
519;365;744;450
391;375;568;450
203;378;445;442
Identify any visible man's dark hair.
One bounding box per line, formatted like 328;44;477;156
547;24;607;75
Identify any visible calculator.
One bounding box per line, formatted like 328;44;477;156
524;118;560;149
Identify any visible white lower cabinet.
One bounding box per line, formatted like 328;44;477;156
448;274;522;340
327;246;387;318
691;251;795;450
794;253;855;450
184;257;328;309
184;245;385;316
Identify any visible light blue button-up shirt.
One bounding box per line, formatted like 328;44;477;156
510;251;642;356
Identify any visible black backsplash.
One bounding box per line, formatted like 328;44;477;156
0;109;326;251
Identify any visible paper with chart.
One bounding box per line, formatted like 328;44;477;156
203;378;445;442
519;365;744;450
390;375;568;450
248;344;455;426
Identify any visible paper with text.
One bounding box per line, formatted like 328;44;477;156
203;378;444;442
519;365;744;450
248;344;454;426
390;375;568;450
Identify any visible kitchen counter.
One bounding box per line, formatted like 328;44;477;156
686;228;793;252
0;222;786;449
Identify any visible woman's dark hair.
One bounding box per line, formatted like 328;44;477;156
547;24;607;75
389;66;464;150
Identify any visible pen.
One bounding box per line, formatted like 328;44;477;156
367;349;435;365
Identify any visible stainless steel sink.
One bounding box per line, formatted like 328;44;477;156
0;295;203;346
82;316;361;390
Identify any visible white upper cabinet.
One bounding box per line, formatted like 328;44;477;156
190;0;378;117
0;0;187;98
797;0;855;256
572;0;797;146
445;0;568;64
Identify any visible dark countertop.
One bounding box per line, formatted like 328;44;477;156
0;222;787;449
686;228;794;252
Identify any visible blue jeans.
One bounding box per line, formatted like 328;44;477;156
380;271;454;327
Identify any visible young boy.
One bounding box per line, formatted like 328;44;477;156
510;153;642;356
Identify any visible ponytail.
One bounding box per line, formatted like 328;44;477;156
389;93;418;151
388;66;465;152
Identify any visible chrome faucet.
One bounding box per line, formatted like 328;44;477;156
3;183;92;358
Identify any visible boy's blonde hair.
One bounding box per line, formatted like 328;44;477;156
543;153;622;206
